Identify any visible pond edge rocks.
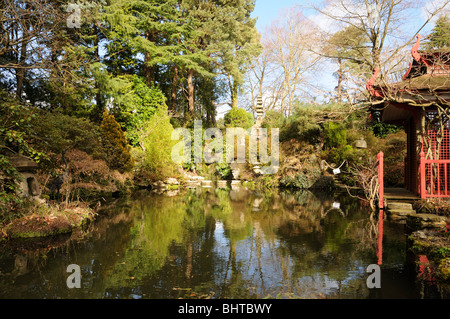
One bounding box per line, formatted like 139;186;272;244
387;200;449;230
3;206;96;239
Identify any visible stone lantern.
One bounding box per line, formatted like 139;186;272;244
8;154;41;198
355;137;367;149
256;95;264;119
255;95;264;127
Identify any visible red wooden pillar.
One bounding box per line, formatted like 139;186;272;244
419;151;426;199
377;152;384;265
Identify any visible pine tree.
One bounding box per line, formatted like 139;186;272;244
326;26;371;101
100;110;134;172
425;14;450;50
179;0;217;119
105;0;214;121
208;0;262;109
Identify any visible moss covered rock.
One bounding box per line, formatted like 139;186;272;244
407;213;448;230
409;229;450;281
438;258;450;280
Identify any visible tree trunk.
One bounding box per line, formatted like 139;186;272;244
336;58;343;102
187;68;195;117
92;26;104;123
210;101;216;126
143;53;155;85
171;64;178;113
16;40;27;99
16;5;29;100
231;80;238;109
206;102;216;126
372;46;382;78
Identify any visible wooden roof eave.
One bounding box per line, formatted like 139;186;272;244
370;85;450;107
367;70;450;108
367;33;450;113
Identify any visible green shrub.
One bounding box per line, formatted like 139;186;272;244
109;76;166;147
216;162;232;179
0;91;46;222
137;105;177;181
100;111;134;172
279;173;310;189
27;110;106;163
324;121;347;149
371;122;401;138
280;108;321;144
224;108;254;129
262;110;284;129
280;102;351;144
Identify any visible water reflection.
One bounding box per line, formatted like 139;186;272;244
0;188;442;298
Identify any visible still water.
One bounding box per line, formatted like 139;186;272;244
0;188;446;299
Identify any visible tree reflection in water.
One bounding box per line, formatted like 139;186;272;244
0;188;434;298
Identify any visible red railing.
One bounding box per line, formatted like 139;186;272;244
419;151;450;199
418;129;450;199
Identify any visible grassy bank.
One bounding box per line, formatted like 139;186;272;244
2;200;96;239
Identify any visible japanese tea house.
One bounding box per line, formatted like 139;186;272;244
367;35;450;199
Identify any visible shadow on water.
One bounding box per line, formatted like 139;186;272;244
0;187;447;299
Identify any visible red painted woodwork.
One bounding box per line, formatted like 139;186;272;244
366;67;383;97
419;130;450;198
377;152;384;265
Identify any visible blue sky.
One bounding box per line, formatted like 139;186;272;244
218;0;448;114
251;0;447;34
248;0;448;95
252;0;301;31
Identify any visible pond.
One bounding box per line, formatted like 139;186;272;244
0;187;446;299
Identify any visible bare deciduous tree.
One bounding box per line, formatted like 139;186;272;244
243;7;324;116
306;0;450;79
0;0;64;97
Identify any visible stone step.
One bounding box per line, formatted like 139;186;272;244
386;209;416;221
387;202;413;210
231;180;241;189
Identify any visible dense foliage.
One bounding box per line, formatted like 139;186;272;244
0;94;44;220
0;0;261;222
136;105;177;181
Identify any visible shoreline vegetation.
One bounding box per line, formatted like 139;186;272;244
1;100;449;288
0;101;446;228
0;101;377;238
3;201;96;239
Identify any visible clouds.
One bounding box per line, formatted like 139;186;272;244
304;0;384;34
309;11;337;34
305;0;448;37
